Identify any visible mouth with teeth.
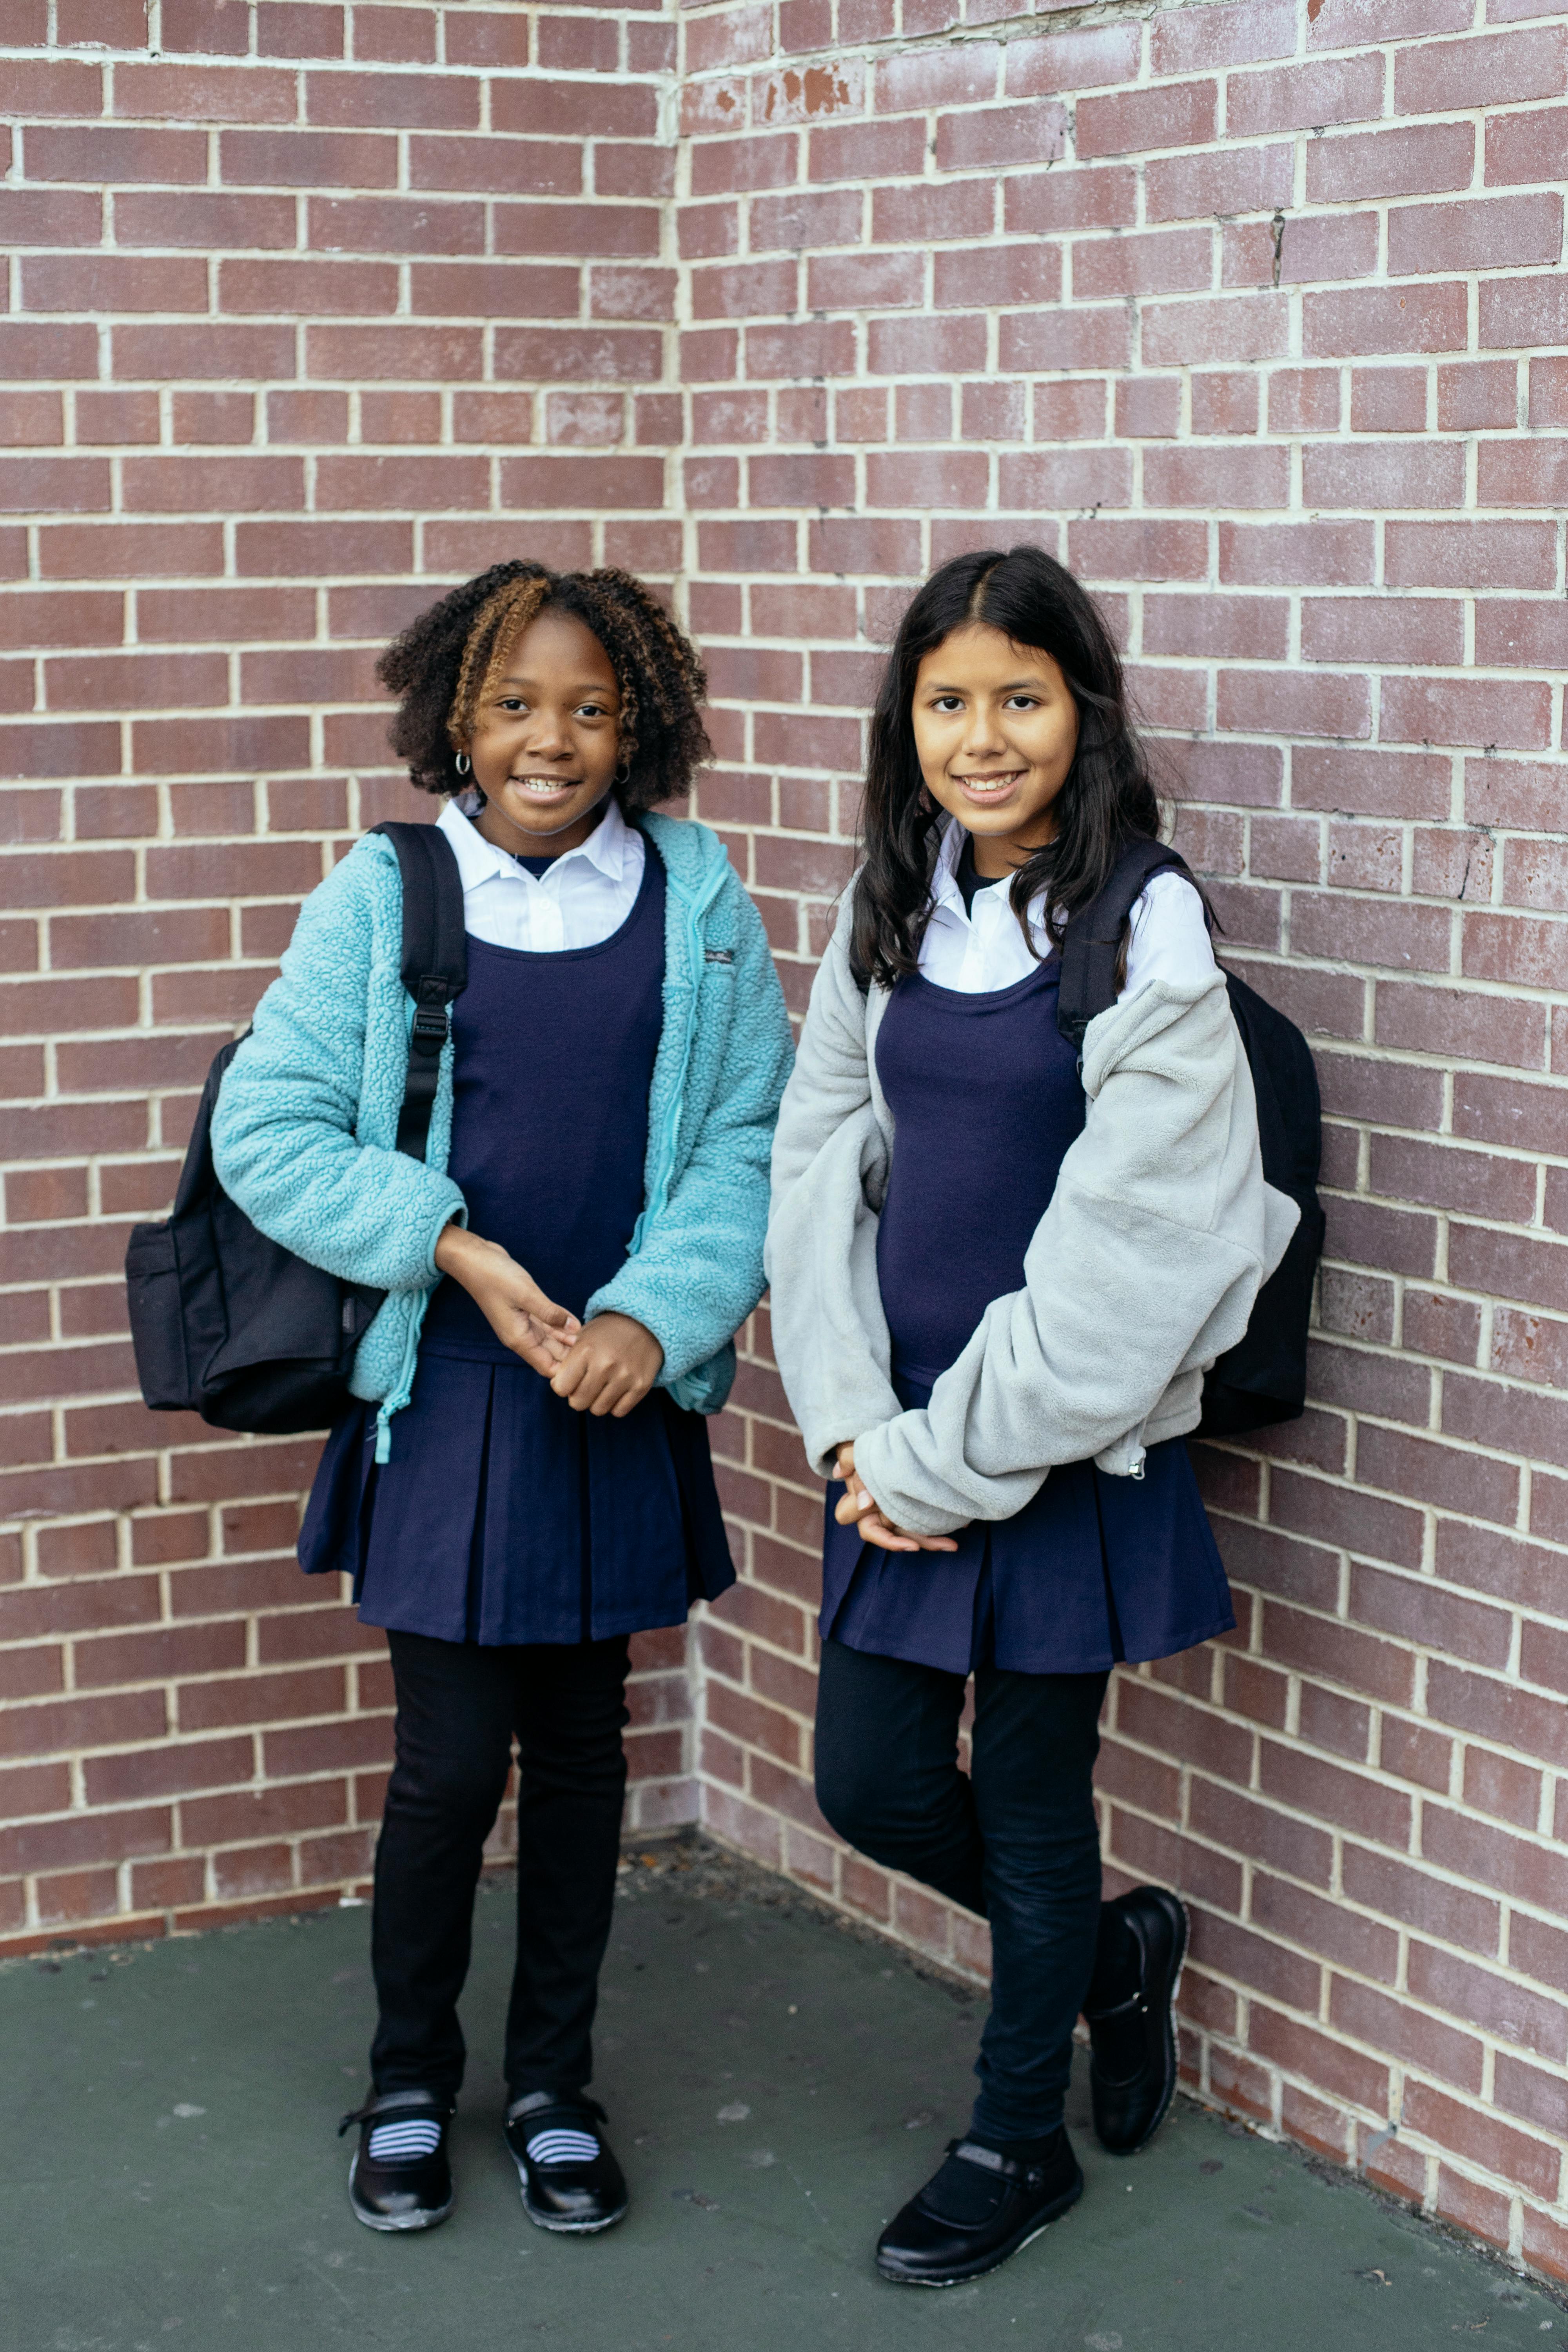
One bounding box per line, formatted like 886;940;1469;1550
953;771;1028;804
509;774;583;800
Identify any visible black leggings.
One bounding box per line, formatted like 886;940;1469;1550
815;1638;1110;2144
370;1628;630;2101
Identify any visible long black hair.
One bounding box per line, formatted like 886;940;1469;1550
377;559;710;813
850;545;1163;990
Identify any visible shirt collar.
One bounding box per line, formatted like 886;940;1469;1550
436;791;632;890
929;817;965;922
929;817;1005;927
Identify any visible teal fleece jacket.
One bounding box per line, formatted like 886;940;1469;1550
210;812;794;1461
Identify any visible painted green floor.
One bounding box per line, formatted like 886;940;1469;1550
6;1840;1562;2352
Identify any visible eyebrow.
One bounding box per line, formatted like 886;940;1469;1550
494;672;618;695
923;676;1052;694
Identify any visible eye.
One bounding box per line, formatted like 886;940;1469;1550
576;700;612;719
497;697;528;713
931;695;965;713
1005;694;1041;710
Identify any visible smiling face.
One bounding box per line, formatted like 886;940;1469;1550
911;622;1080;879
462;604;624;858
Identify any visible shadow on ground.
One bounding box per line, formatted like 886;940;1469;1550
7;1835;1563;2352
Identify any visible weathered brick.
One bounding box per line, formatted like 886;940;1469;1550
1439;361;1519;430
1142;291;1290;367
1396;28;1568;116
1076;79;1216;160
1342;1846;1499;1956
1463;1744;1543;1833
1385;675;1552;753
1400;1289;1483;1368
1388;192;1564;278
1229;54;1386;138
1462;909;1568;990
1329;1980;1483;2096
1406;2083;1561;2204
1220;521;1375;590
1378;1715;1452;1795
1307;120;1474;203
933;98;1068;174
1304;282;1469;358
1156;0;1296;72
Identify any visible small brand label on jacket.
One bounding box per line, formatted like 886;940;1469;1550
704;947;734;964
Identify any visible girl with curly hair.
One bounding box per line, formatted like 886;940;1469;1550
212;561;792;2241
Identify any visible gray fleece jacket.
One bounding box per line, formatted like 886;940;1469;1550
764;885;1300;1539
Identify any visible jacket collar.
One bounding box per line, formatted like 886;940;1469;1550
639;808;730;910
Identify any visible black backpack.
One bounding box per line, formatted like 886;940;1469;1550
1056;837;1325;1439
124;822;468;1437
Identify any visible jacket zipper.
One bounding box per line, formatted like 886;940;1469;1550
374;840;728;1463
626;852;728;1258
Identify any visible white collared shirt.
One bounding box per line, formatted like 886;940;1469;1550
435;791;645;952
916;819;1215;998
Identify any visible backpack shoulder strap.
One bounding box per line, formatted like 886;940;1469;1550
369;820;468;1163
1055;837;1193;1049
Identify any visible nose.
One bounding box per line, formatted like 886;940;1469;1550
958;699;1007;760
518;713;574;760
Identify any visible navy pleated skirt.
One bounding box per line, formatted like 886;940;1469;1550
300;1341;734;1647
820;1371;1232;1678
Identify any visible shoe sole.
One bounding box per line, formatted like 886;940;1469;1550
875;2176;1083;2288
350;2200;455;2233
1098;1889;1190;2160
522;2200;629;2236
508;2147;629;2235
348;2154;454;2233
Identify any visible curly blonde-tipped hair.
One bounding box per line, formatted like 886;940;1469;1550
445;572;553;755
377;560;710;815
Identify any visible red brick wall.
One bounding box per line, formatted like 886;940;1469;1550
0;0;692;1947
4;0;1568;2285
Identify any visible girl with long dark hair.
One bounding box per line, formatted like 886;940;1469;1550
767;546;1296;2286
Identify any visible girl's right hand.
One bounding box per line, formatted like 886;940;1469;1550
434;1224;579;1377
832;1440;961;1555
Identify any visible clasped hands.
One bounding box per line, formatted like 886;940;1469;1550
434;1225;662;1418
832;1440;960;1555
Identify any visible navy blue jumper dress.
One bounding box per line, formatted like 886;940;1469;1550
821;950;1233;1678
299;842;735;1648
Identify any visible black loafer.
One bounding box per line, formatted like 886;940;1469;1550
1084;1883;1189;2155
339;2089;455;2232
875;2132;1083;2287
505;2090;629;2234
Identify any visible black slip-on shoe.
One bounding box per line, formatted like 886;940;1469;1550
1084;1883;1189;2156
874;2132;1083;2288
505;2090;629;2235
339;2089;456;2232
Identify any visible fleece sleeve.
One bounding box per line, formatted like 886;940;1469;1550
210;844;466;1295
763;893;904;1477
586;872;795;1385
852;973;1297;1536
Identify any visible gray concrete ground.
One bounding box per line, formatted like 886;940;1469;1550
7;1837;1563;2352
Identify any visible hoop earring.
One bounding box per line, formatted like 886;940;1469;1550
614;754;633;788
454;751;471;777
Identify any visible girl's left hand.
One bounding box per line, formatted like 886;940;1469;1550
833;1441;960;1555
551;1312;664;1419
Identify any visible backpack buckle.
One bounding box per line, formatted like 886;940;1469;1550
410;998;449;1055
